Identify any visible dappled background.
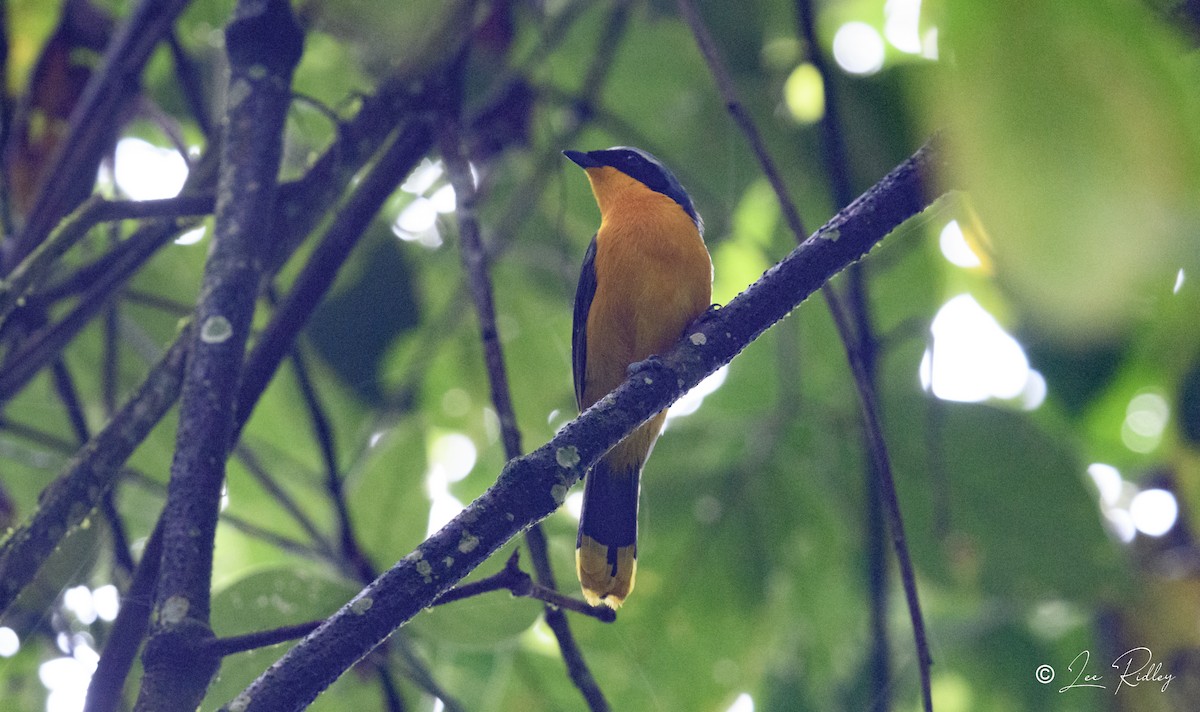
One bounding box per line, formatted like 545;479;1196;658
1;0;1199;710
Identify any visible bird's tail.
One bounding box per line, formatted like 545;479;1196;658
576;456;641;608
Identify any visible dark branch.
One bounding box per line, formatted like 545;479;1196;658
205;621;324;659
0;76;422;406
84;519;164;712
49;359;136;578
136;1;304;708
434;550;616;623
186;550;616;663
439;87;611;710
0;85;429;627
7;0;193;270
233;119;434;436
232;444;337;559
678;1;933;707
793;1;895;709
0;156;220;406
823;285;933;710
0;194;214;329
287;345;376;582
0;330;190;615
487;0;632;258
221;138;947;712
674;0;809;240
0;7;432;627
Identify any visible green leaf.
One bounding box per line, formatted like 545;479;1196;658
933;0;1200;343
890;398;1129;600
211;566;358;637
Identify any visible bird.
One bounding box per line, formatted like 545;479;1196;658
563;146;713;608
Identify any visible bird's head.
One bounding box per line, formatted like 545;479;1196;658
564;146;702;232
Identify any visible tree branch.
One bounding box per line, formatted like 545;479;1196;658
0;328;191;615
0;69;424;408
677;1;933;707
84;518;165;712
439;97;610;709
286;343;376;582
135;1;304;708
0;194;215;328
48;358;135;577
233;118;434;435
793;1;894;708
205;621;324;659
823;284;934;710
197;548;616;666
221;138;947;712
0;90;429;627
673;0;809;240
0;154;220;406
6;0;192;270
433;550;616;622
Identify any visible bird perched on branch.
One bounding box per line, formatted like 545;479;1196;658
564;146;713;608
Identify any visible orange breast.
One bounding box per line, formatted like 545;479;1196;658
581;189;713;411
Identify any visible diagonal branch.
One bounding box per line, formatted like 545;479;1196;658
432;550;614;621
7;0;193;270
0;328;190;615
0;194;215;329
0;54;429;626
199;549;614;662
0;153;220;405
676;1;934;708
793;1;895;709
233;119;434;436
439;92;610;711
673;0;809;240
221;138;947;712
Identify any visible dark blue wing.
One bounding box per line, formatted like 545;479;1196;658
572;234;598;409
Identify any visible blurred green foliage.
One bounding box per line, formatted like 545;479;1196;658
2;0;1199;711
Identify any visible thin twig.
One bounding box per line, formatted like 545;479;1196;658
222;139;945;712
0;158;220;405
233;444;338;559
434;550;616;622
0;194;214;328
793;0;893;708
487;0;632;257
49;359;137;578
8;0;193;270
205;621;324;658
439;82;612;711
167;30;213;140
677;1;934;708
287;345;376;582
391;639;464;712
0;327;191;616
823;288;934;711
373;662;407;712
287;341;454;712
1;77;422;406
233;118;433;435
218;511;330;562
102;221;121;417
0;7;13;239
673;0;809;240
